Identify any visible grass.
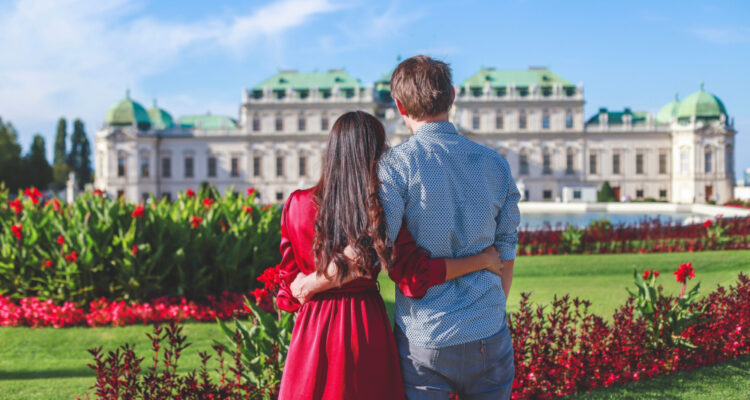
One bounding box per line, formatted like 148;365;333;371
0;250;748;399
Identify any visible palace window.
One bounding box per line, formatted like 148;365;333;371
636;189;644;199
208;156;217;178
275;115;283;132
298;115;306;131
680;150;689;175
589;154;597;174
276;192;284;201
231;157;239;177
140;154;150;178
472;111;480;130
542;113;550;130
543;151;552;175
253;156;261;177
573;190;582;200
299;155;307;177
636;153;644;174
726;144;734;176
162;157;171;178
519;112;527;130
659;189;668;199
320;89;331;99
704;146;713;173
276;156;284;177
543;190;552;200
495;113;504;130
184;156;194;178
252;116;260;132
659;153;668;174
565;112;574;129
566;149;574;175
321;116;329;131
519;153;529;175
117;154;126;177
613;153;621;175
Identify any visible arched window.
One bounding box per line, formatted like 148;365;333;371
139;151;150;178
543;149;552;175
704;145;713;173
117;151;127;178
680;149;689;175
726;144;734;176
566;148;575;175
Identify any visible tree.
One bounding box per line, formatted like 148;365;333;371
24;134;53;190
52;118;70;189
0;117;23;191
68;119;92;189
597;181;617;202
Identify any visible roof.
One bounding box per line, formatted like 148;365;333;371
656;93;680;124
104;90;151;128
375;70;392;92
178;114;237;130
462;67;574;88
676;83;727;120
587;108;651;125
147;99;174;130
252;69;363;91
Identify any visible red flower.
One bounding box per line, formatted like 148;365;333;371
643;270;651;280
10;224;22;239
131;205;145;218
247;187;256;197
190;216;203;229
186;189;195;198
46;198;63;214
653;270;660;277
704;220;713;228
131;245;139;255
263;204;271;211
65;251;78;263
243;206;253;214
24;187;42;204
93;189;104;196
42;260;53;269
9;199;23;214
57;235;65;246
202;198;214;207
674;262;695;284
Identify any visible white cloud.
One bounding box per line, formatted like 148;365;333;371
0;0;339;138
690;26;750;44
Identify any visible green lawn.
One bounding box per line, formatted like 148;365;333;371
0;250;748;400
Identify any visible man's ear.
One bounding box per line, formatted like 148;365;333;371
395;98;408;116
451;86;456;102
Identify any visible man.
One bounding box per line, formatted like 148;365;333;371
380;55;519;399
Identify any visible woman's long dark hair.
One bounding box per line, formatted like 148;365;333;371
312;111;392;282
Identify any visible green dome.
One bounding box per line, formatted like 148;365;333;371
676;83;727;121
147;99;174;130
656;93;680;124
105;90;151;130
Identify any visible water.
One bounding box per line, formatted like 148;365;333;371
520;212;705;230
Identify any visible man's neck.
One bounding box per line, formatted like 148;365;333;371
405;113;451;133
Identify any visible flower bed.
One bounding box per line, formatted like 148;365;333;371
517;216;750;256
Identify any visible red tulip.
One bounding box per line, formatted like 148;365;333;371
42;260;53;269
202;198;214;207
57;235;65;246
190;216;203;229
643;270;650;279
704;220;712;228
10;224;22;240
186;189;195;198
131;245;139;255
131;205;145;218
243;206;253;214
9;199;23;214
247;187;256;197
653;270;660;277
65;251;78;263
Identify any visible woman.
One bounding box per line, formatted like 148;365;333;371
275;111;502;400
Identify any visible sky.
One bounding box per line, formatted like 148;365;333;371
1;0;748;177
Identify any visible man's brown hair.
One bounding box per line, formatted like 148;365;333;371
390;55;453;119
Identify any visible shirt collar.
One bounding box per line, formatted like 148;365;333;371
414;121;458;137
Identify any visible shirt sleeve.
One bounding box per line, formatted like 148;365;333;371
388;224;447;299
275;193;302;313
495;158;521;260
378;153;408;243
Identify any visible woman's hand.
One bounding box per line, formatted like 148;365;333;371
481;246;503;279
290;272;316;304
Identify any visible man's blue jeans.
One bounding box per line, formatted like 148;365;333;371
394;324;515;400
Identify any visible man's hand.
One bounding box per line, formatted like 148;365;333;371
481;246;503;279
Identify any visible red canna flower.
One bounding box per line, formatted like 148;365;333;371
704;220;713;228
46;198;63;214
190;216;203;229
24;187;42;204
186;189;195;198
202;198;214;207
131;245;139;255
674;262;695;284
131;205;145;218
263;204;271;211
57;235;65;246
9;199;23;214
643;270;650;280
247;187;256;197
65;251;78;263
42;260;53;269
653;270;660;277
10;224;22;240
243;206;253;214
93;189;104;197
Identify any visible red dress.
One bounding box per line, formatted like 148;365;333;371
276;188;446;400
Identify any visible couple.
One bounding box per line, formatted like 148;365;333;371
274;56;521;400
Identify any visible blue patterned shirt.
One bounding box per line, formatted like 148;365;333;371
379;121;520;348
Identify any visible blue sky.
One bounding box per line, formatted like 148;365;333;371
1;0;748;177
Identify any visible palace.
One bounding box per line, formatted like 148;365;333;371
95;67;737;204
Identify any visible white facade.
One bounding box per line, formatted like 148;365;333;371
95;68;737;205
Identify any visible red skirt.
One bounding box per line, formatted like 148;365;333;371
278;280;405;400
